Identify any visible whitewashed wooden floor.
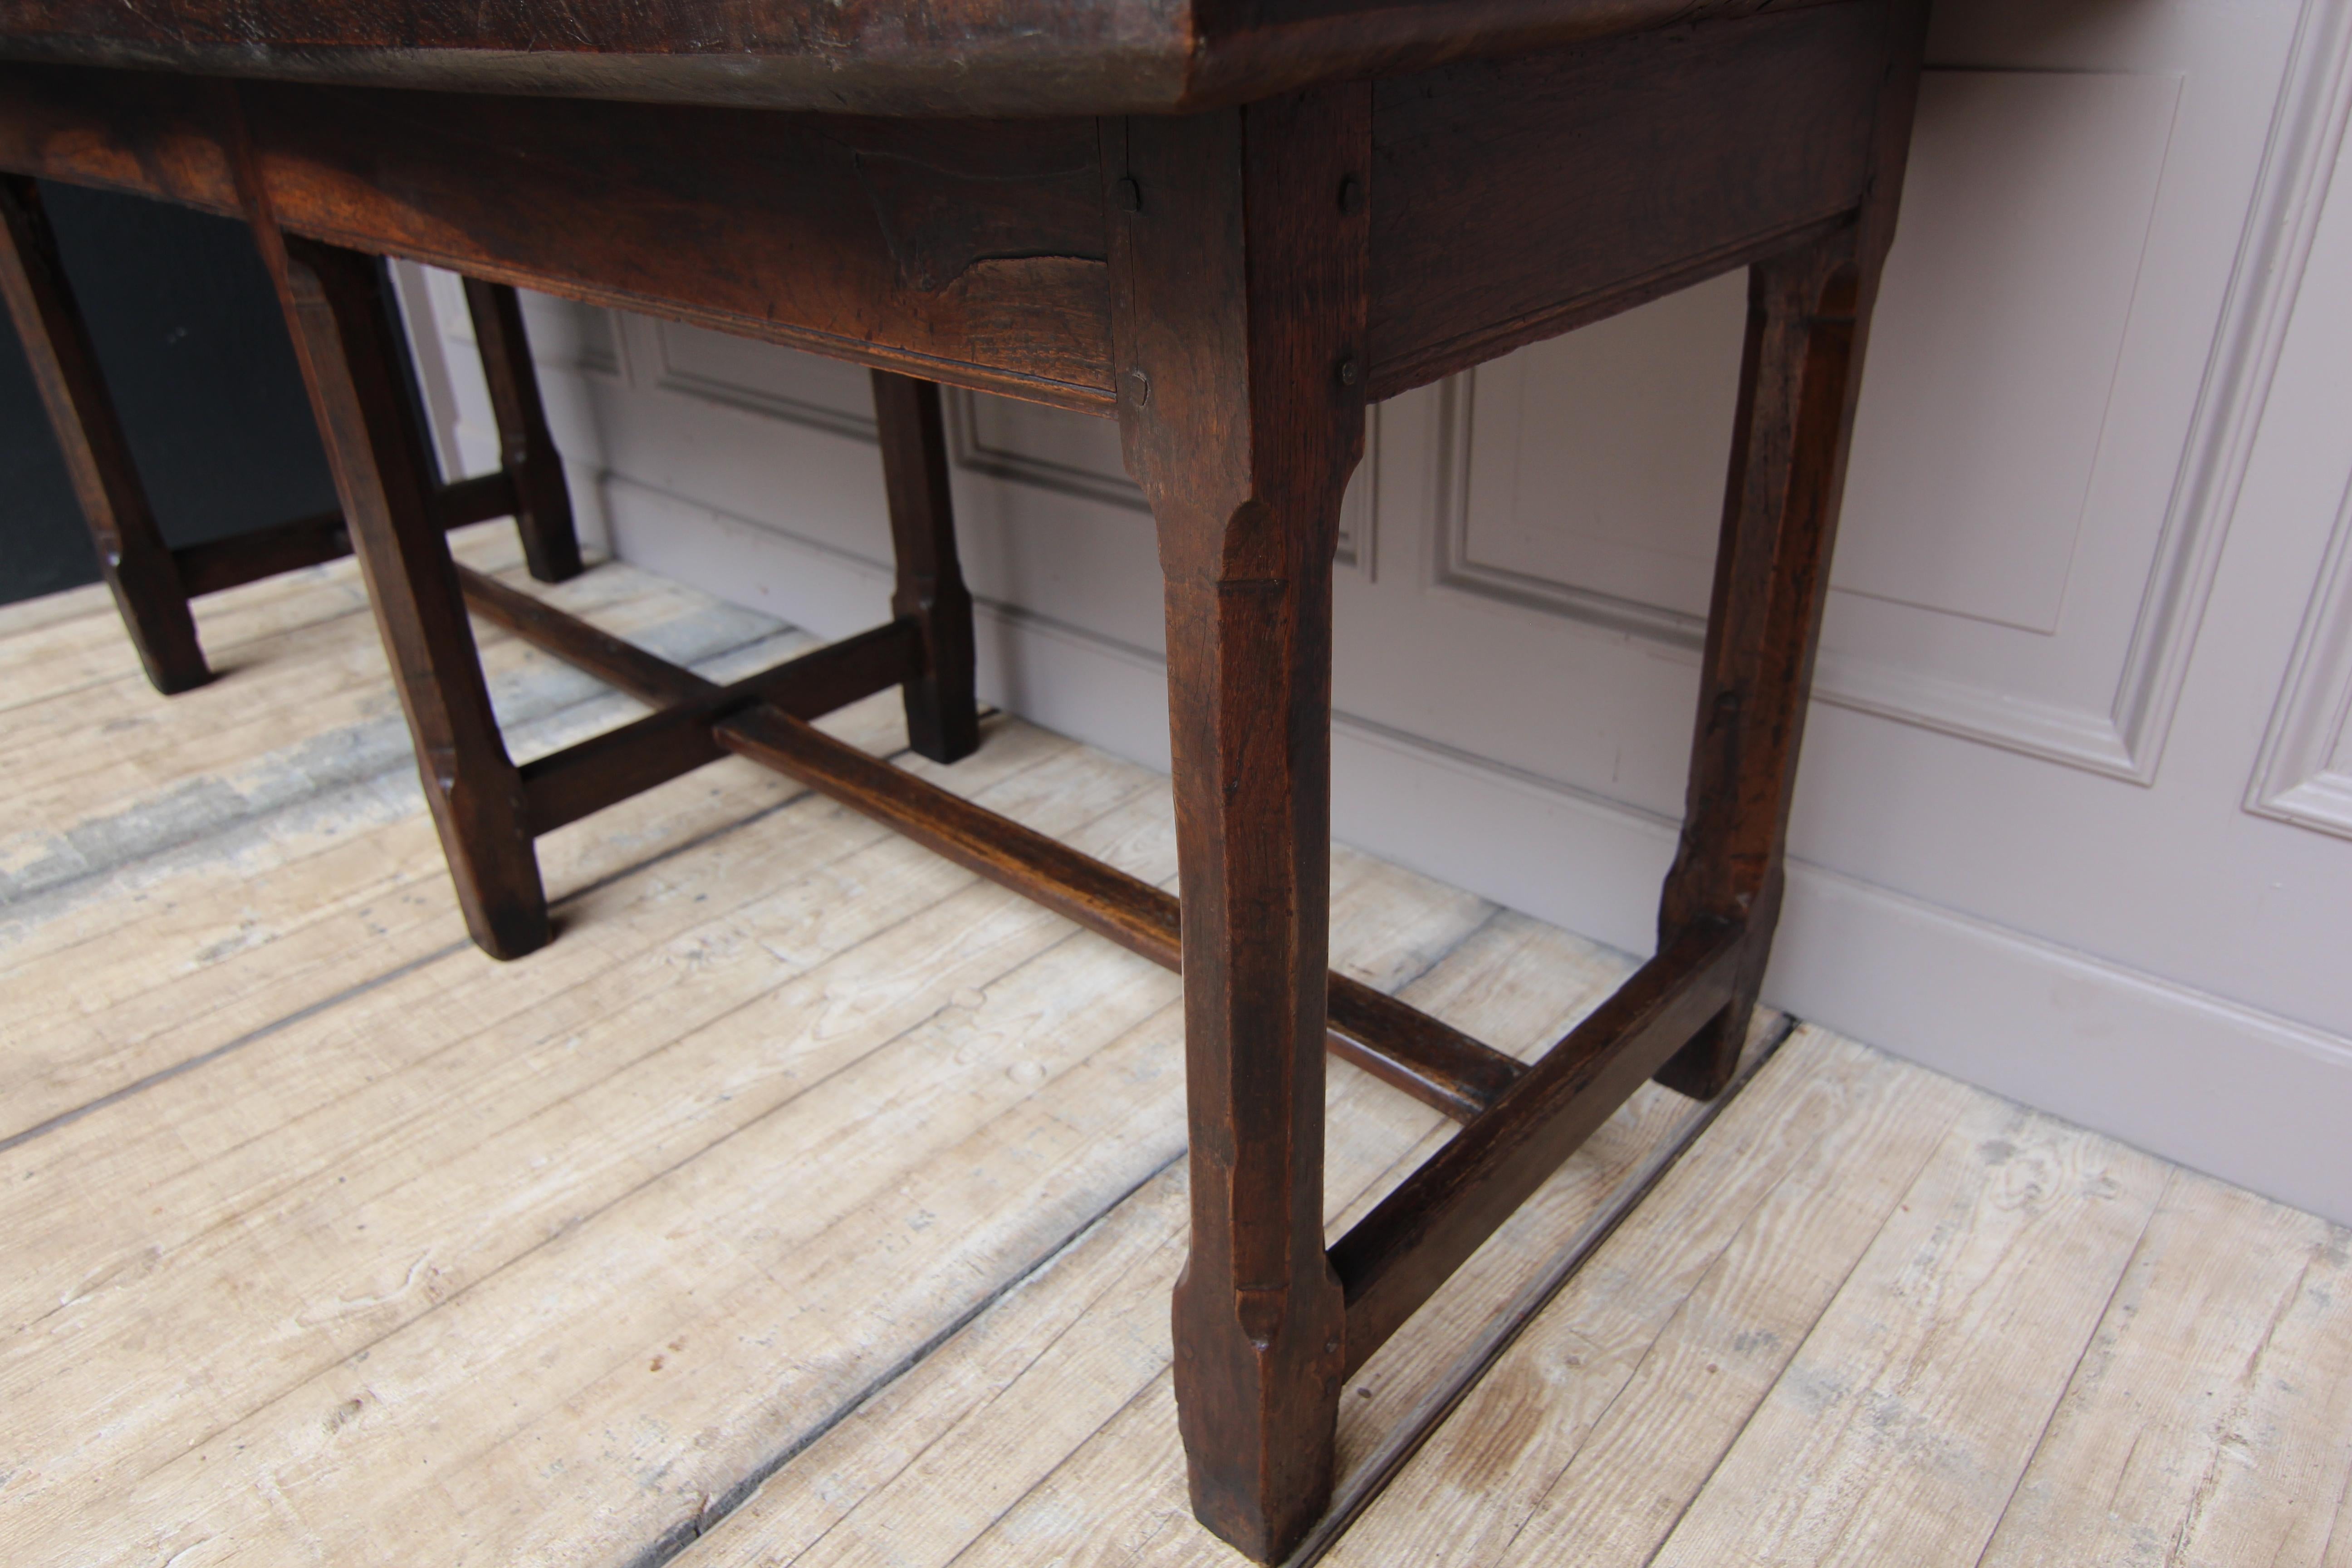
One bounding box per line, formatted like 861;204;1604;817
4;528;2346;1568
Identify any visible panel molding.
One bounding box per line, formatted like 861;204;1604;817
636;315;878;445
2102;0;2352;781
2248;471;2352;837
943;386;1149;514
596;333;1377;572
941;387;1373;573
1416;29;2352;784
1425;370;1710;648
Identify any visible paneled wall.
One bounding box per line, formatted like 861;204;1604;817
399;0;2352;1222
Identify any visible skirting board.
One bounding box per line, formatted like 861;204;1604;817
606;477;2352;1226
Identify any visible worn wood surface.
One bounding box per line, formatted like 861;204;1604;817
0;8;1907;417
3;556;2346;1567
1654;0;1924;1102
1330;922;1741;1372
0;0;1851;117
1106;83;1371;1561
240;83;1119;408
1363;4;1886;400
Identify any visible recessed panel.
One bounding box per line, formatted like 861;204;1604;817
653;319;878;438
1453;275;1747;624
1834;70;2182;633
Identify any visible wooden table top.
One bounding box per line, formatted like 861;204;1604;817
0;0;1834;115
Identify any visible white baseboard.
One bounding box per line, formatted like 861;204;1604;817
609;477;2352;1226
1765;868;2352;1225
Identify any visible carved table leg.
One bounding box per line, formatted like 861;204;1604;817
872;370;980;764
462;276;583;584
0;174;209;694
1110;88;1370;1563
278;236;549;959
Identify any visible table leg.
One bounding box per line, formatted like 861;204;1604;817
0;174;210;694
871;370;979;763
1654;238;1880;1099
278;235;549;960
462;276;583;584
1653;0;1924;1101
1110;88;1370;1563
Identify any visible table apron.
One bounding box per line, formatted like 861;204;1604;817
0;3;1889;414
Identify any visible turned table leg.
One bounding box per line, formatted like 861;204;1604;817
0;174;209;694
1110;88;1371;1563
462;276;583;585
872;370;980;764
276;235;550;959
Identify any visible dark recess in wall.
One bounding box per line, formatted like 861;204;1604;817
1;180;339;607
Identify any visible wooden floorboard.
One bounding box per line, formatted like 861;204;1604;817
3;548;2344;1568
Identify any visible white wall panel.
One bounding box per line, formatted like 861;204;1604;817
1447;275;1743;632
2247;117;2352;839
1836;71;2180;637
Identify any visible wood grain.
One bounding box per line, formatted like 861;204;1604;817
0;548;830;1138
1367;6;1886;398
3;742;1165;1557
0;0;1852;117
245;80;1117;410
1645;1098;2170;1568
1978;1170;2352;1568
275;235;550;958
675;916;1721;1568
1107;83;1371;1560
1324;1027;1975;1568
1;567;1553;1567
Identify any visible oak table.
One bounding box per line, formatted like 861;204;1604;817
0;3;1928;1558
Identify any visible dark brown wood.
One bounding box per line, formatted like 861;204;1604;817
433;470;523;533
462;277;582;584
0;20;1898;420
172;507;353;598
1328;979;1524;1119
0;65;239;216
1365;4;1887;401
273;233;549;959
455;561;706;710
871;371;980;764
0;0;1848;118
239;81;1115;411
170;472;518;598
518;617;924;835
1106;84;1369;1563
714;702;1523;1124
0;62;1114;409
1654;0;1928;1100
0;172;209;692
1329;921;1742;1373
